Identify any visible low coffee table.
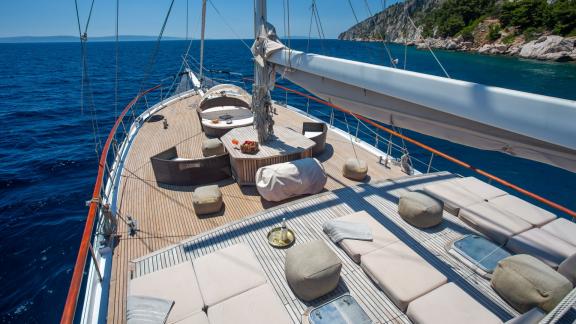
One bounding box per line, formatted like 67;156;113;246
221;125;315;185
308;295;371;324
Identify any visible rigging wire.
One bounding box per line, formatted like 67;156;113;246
207;0;252;52
405;15;451;78
136;0;177;98
73;0;103;156
362;0;397;68
186;0;189;41
114;0;120;119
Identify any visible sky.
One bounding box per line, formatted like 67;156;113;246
0;0;401;39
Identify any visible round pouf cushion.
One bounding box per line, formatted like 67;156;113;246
193;185;223;215
342;158;368;181
398;191;444;228
202;138;225;157
285;240;342;301
491;254;572;312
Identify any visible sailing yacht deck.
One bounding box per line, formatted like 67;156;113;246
129;179;519;323
107;93;407;323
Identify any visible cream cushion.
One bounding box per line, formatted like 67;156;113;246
491;254;572;313
487;195;556;227
207;283;291;324
398;191;444;228
285;240;342;301
505;307;545;324
343;158;368;181
424;177;506;213
171;311;210;324
407;282;502;324
541;218;576;246
201;138;225;157
335;211;400;263
506;228;576;268
193;185;223;215
558;253;576;285
360;242;448;311
129;261;204;323
193;243;267;307
459;202;532;245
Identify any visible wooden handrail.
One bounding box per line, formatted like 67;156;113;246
274;83;576;219
61;84;161;324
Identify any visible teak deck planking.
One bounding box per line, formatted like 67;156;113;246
106;93;407;323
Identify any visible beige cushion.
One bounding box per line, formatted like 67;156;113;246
541;218;576;246
491;254;572;313
459;202;533;245
343;158;368;181
506;228;576;268
505;307;545;324
193;185;223;215
129;261;204;323
207;283;291;324
360;242;448;311
285;240;342;301
336;211;400;263
399;191;444;228
201;138;225;157
193;243;267;307
391;171;457;191
407;282;502;324
488;195;556;227
558;253;576;285
171;311;210;324
424;177;507;213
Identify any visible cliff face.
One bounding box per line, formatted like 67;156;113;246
338;0;576;62
338;0;443;42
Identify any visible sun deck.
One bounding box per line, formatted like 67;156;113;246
107;92;407;323
129;178;519;323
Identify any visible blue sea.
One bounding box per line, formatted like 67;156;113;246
1;39;575;323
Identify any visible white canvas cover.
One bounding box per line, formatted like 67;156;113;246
256;158;327;202
266;45;576;173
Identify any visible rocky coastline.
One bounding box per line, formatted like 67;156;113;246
345;34;576;62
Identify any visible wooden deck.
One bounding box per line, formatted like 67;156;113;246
107;92;407;323
130;177;519;323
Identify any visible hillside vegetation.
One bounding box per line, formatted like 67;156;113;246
339;0;576;61
420;0;576;40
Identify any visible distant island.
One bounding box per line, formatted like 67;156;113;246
339;0;576;62
0;35;185;43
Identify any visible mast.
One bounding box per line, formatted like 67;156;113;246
199;0;207;82
252;0;274;142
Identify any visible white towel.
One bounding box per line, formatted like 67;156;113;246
127;295;174;324
323;220;373;243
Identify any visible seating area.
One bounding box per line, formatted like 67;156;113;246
330;210;504;323
127;85;576;323
128;244;291;324
422;176;576;271
302;122;327;155
150;146;231;186
127;173;576;324
197;84;254;137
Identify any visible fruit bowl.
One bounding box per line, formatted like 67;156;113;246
240;140;259;154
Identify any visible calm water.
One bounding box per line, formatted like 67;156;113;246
0;39;575;323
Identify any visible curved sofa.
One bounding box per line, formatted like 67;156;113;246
197;84;254;137
150;146;231;186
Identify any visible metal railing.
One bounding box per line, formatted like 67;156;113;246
61;84;162;324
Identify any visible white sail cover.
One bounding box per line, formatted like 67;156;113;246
266;45;576;173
